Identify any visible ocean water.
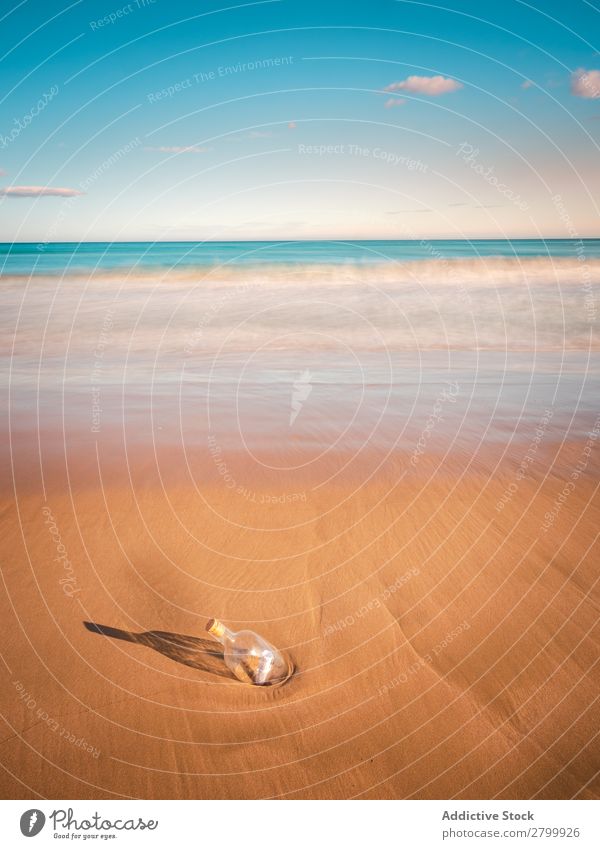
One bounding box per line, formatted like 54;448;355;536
3;238;600;276
2;240;598;459
2;239;598;352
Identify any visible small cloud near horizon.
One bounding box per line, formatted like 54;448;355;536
384;74;463;96
521;80;534;89
288;121;296;129
144;145;209;154
571;68;600;98
387;208;433;214
0;185;83;197
384;97;406;108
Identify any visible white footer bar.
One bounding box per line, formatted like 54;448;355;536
1;799;598;848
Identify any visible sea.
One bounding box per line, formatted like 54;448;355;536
2;239;599;460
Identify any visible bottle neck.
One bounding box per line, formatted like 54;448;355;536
206;619;235;643
217;626;235;643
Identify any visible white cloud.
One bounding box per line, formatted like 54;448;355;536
144;145;209;154
571;68;600;98
384;75;463;96
384;97;406;108
521;80;534;89
0;185;83;197
225;130;276;143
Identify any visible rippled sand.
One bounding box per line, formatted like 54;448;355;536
1;423;598;798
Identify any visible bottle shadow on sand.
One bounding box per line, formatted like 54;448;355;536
83;621;237;680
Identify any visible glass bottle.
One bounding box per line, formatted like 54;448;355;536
206;619;294;686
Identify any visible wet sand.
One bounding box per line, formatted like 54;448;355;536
1;429;599;799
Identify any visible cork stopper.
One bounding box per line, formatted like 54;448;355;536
206;618;226;638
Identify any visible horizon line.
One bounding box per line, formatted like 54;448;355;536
2;236;599;247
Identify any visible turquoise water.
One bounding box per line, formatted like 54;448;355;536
2;239;600;276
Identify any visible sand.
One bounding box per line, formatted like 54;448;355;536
1;429;599;800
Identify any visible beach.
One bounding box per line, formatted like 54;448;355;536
1;240;599;799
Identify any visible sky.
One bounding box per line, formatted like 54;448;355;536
0;0;599;241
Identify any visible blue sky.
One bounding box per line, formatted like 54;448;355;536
0;0;598;241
